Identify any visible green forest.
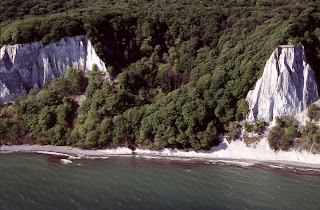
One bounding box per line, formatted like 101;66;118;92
0;0;320;150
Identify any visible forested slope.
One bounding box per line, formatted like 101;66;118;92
0;0;320;150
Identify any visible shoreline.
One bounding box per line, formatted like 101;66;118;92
1;138;320;169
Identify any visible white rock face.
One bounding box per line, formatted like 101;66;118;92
246;45;318;122
0;35;111;103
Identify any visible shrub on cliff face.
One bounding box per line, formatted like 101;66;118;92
299;121;317;141
228;122;238;139
275;116;298;128
243;121;252;132
269;116;299;151
312;131;320;144
268;126;292;151
307;104;320;121
243;120;265;133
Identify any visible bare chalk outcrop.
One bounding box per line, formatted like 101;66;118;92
246;45;318;122
0;35;111;103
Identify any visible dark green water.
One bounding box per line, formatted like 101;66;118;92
1;153;320;209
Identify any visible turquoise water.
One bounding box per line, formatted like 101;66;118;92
1;153;320;209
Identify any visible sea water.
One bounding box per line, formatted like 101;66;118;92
0;153;320;209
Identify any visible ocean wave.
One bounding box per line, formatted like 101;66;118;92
86;156;110;159
137;154;193;162
60;159;72;164
268;164;285;169
0;150;14;154
207;159;256;167
37;151;75;158
296;168;320;173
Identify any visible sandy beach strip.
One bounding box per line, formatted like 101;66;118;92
135;138;320;169
0;144;133;157
1;138;320;168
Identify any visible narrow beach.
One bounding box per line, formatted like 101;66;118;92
1;138;320;169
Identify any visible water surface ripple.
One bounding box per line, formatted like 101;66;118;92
1;153;319;209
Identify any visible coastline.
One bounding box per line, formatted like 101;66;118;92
1;138;320;169
0;144;133;157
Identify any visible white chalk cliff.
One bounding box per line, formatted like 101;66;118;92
246;45;318;122
0;35;111;103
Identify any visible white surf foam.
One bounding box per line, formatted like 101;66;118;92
208;160;256;167
135;137;320;167
95;147;133;155
60;159;72;164
37;151;73;157
268;165;285;169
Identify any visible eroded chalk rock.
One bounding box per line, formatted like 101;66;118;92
0;35;111;103
246;45;318;122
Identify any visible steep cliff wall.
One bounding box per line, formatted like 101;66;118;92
0;35;111;103
246;45;318;122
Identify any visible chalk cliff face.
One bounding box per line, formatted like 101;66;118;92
246;45;318;122
0;35;111;103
